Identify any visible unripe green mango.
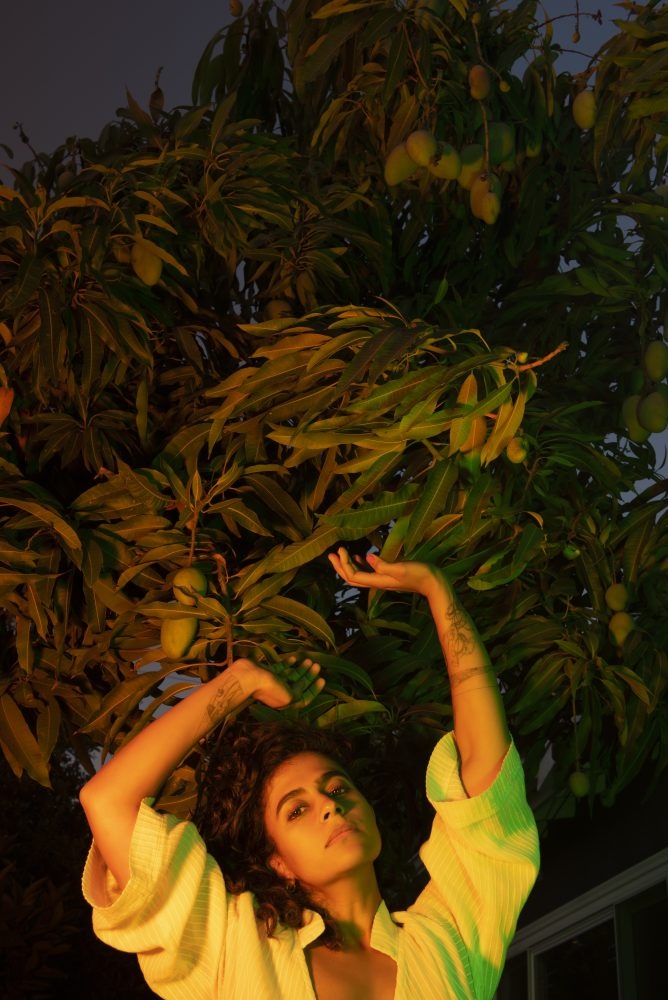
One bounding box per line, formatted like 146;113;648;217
173;567;208;606
384;143;419;186
644;340;668;381
161;616;198;659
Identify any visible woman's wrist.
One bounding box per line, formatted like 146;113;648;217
204;663;254;728
421;565;454;602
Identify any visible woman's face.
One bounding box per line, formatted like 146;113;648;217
263;752;381;891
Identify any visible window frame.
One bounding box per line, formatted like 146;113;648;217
495;846;668;1000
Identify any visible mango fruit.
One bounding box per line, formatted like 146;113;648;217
621;395;650;442
161;616;198;659
405;129;437;166
608;611;634;648
428;142;461;180
457;144;485;190
131;242;163;286
480;191;501;224
644;340;668;381
173;567;208;606
605;583;628;612
506;436;528;463
487;122;515;165
384;143;419;186
572;90;596;129
568;771;589;797
470;172;502;219
469;64;491;100
637;391;668;433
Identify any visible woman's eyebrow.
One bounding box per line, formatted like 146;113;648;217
275;769;350;817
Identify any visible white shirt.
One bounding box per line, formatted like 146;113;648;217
82;731;540;999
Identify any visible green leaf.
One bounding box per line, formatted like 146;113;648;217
4;253;44;311
245;474;312;537
312;0;382;17
481;389;526;463
467;552;528;591
404;460;458;554
38;287;66;383
0;694;50;786
262;596;336;648
314;699;388;727
629;94;668;119
36;698;61;761
173;104;211;141
0;542;39;569
26;583;49;641
323;484;420;536
623;513;656;585
0;496;81;551
299;14;369;84
462;473;495;538
92;575;134;614
210;498;274;537
79;667;176;737
610;666;651;706
263;527;341;573
383;24;409;104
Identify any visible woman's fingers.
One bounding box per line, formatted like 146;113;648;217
276;656;325;707
329;547;400;589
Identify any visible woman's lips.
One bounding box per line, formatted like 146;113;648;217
326;823;356;847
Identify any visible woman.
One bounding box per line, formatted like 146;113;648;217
80;550;540;999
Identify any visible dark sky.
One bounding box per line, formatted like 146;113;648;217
1;0;616;181
1;1;235;180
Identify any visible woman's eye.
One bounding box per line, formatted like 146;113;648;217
287;804;306;821
329;785;347;796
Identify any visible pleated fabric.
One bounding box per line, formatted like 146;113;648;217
82;732;540;999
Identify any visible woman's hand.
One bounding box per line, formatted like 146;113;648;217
328;547;449;600
231;656;325;710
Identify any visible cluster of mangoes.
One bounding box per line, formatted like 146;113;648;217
605;581;634;650
160;567;208;659
383;123;512;225
621;339;668;442
383;56;598;225
383;65;521;225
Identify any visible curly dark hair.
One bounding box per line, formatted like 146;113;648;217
192;717;362;950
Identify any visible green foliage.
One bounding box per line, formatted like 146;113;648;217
1;0;667;833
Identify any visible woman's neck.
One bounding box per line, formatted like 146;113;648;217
312;868;382;951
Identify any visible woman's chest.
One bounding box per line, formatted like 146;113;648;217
306;945;397;1000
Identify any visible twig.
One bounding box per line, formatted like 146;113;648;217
514;341;569;371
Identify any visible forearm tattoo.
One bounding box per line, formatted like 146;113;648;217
205;674;244;727
440;600;492;688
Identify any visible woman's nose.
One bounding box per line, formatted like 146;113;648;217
322;798;343;820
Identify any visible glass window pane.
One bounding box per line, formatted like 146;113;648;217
631;896;668;999
535;919;618;1000
496;951;528;1000
617;883;668;1000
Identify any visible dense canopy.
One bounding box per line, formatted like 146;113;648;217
0;0;666;853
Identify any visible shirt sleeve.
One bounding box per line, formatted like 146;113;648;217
409;731;540;1000
81;798;230;999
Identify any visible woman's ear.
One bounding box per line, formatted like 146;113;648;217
269;852;294;881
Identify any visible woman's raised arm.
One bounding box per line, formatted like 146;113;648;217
328;549;510;797
79;657;323;889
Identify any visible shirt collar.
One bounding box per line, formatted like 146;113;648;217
296;899;401;959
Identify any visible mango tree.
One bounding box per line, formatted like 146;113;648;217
0;1;666;867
